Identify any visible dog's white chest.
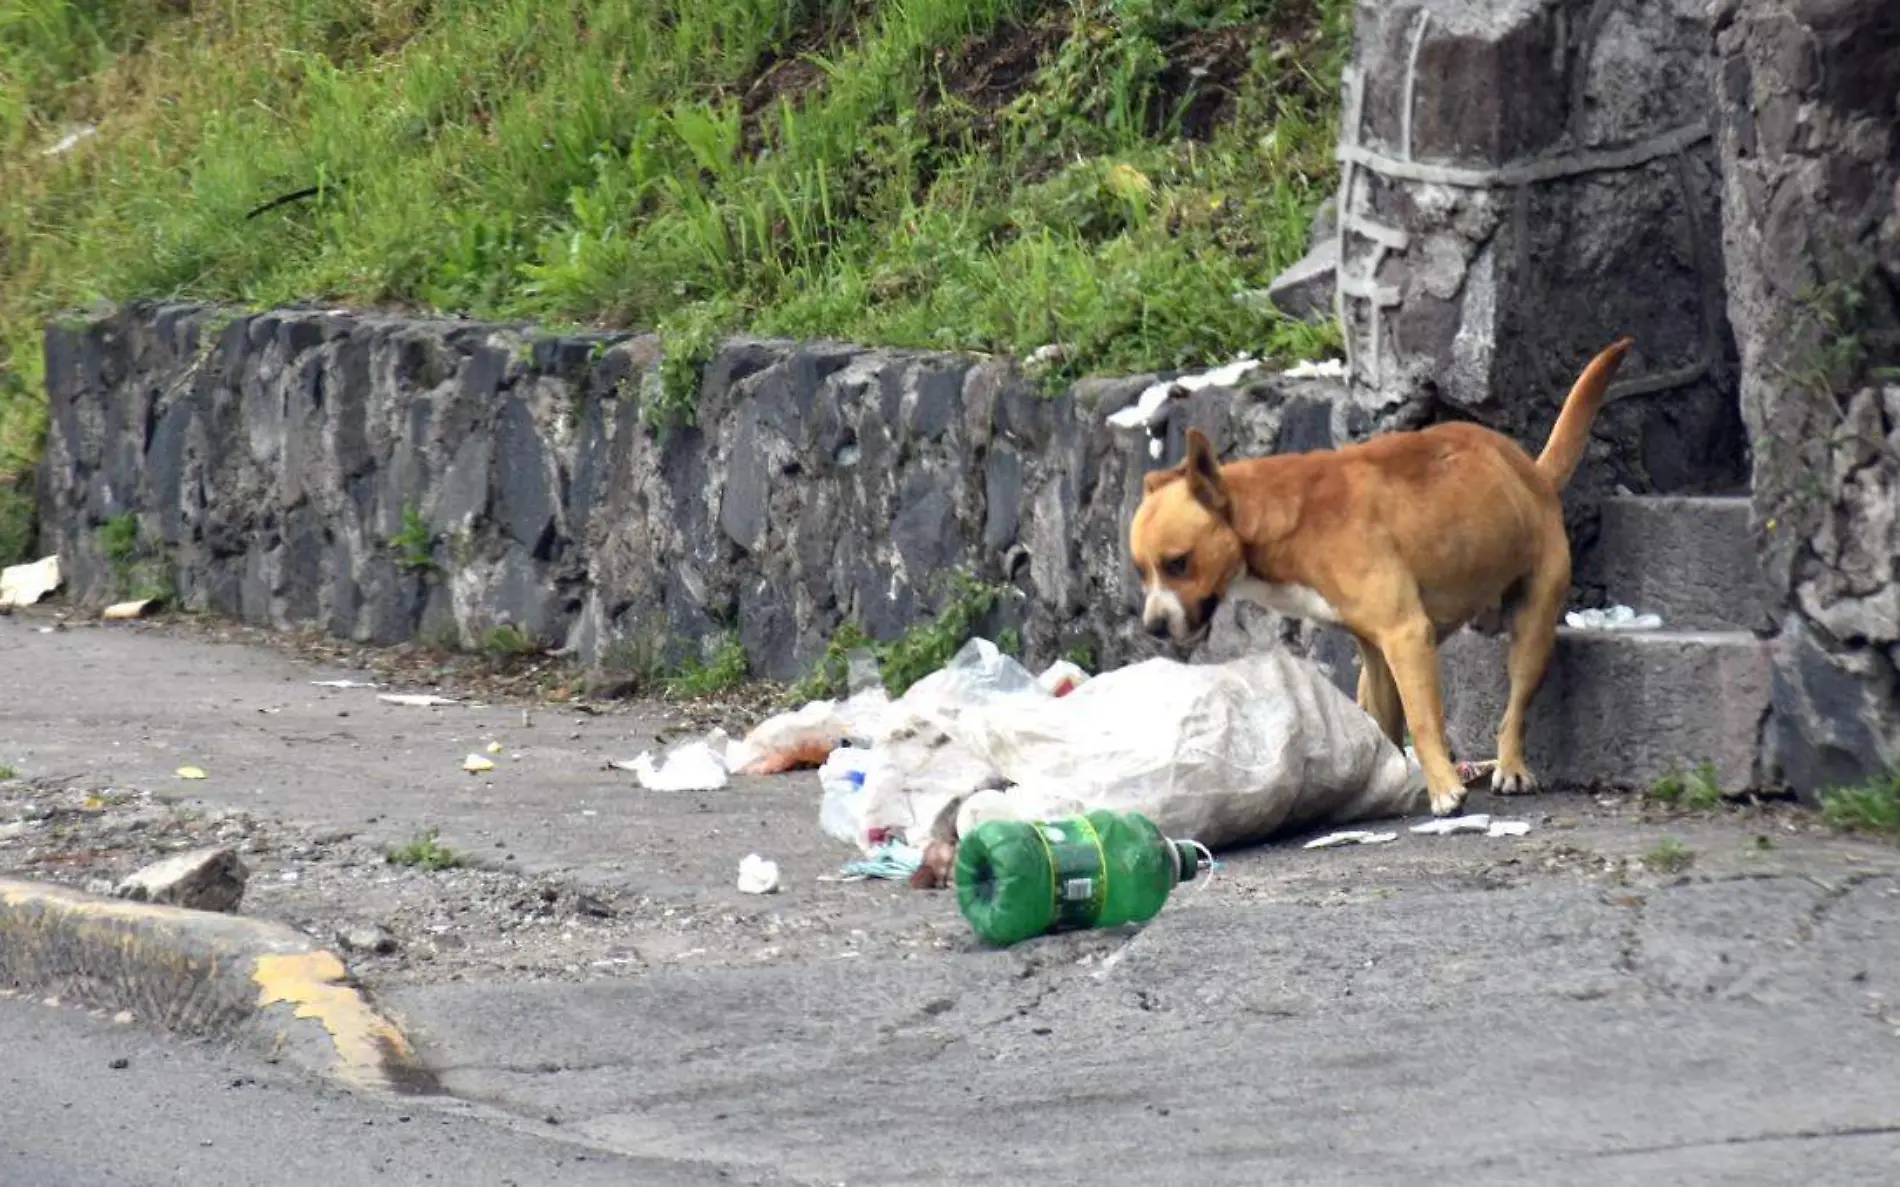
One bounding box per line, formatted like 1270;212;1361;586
1229;574;1343;625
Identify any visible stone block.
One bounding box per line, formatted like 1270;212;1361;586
116;846;249;914
1441;626;1772;793
1335;0;1746;510
1575;496;1773;632
1265;238;1338;322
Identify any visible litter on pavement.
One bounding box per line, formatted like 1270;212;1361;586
0;554;61;608
821;841;925;883
379;693;462;707
736;854;781;895
311;679;383;689
174;766;207;781
1412;814;1493;835
733;637;1424;867
101;598;156;620
461;753;495;774
1302;830;1399;849
1566;604;1663;631
1410;813;1533;838
612;728;752;791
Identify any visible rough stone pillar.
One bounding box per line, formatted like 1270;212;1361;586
1333;0;1746;520
1711;0;1900;793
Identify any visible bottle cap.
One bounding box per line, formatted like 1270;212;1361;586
1173;840;1204;883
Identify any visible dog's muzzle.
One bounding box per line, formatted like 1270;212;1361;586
1141;587;1213;648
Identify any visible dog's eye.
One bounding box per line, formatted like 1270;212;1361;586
1162;554;1191;579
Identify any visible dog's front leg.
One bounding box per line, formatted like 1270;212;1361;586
1375;621;1468;817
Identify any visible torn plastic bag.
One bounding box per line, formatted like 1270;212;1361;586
939;649;1425;852
732;687;892;774
818;745;879;847
850;639;1039;850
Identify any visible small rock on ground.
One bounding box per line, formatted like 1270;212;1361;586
115;846;249;913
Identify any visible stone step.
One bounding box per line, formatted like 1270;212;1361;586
1575;495;1773;633
1439;626;1771;794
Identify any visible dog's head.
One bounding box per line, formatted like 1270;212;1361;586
1128;427;1244;647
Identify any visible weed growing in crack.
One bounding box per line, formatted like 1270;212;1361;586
1820;768;1900;837
481;624;540;657
390;505;437;576
1647;761;1724;811
97;512;176;604
664;632;751;699
1643;838;1695;875
386;829;461;872
789;570;1016;702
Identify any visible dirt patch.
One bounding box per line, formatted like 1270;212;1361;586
0;776;961;988
932;19;1068;130
1156;3;1334;141
736;3;878;156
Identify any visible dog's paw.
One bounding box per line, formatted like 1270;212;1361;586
1427;783;1469;817
1491;761;1540;796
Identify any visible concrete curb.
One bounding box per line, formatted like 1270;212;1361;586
0;877;431;1093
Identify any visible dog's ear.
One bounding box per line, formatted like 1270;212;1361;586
1183;427;1228;515
1142;465;1184;495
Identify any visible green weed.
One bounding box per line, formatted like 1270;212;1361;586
1820;768;1900;837
1647;761;1724;811
96;511;175;603
599;620;671;692
0;764;17;781
1061;639;1098;672
481;623;539;656
664;632;751;698
1643;838;1695;875
390;505;437;575
385;828;461;872
790;570;1014;702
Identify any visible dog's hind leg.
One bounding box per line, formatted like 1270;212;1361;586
1354;638;1405;746
1374;620;1467;816
1493;554;1569;795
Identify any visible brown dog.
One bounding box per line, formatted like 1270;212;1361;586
1127;338;1634;817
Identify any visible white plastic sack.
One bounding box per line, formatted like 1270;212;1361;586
901;648;1424;852
813;637;1423;855
0;554;60;608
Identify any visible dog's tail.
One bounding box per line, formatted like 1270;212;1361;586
1535;336;1635;488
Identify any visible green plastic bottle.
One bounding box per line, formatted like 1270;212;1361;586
955;809;1207;948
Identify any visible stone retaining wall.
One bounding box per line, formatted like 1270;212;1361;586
35;304;1368;684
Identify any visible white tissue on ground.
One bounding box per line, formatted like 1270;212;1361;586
1566;604;1663;631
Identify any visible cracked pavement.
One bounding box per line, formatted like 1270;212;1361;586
4;609;1900;1185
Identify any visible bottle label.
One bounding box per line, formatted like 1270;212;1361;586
1037;818;1107;932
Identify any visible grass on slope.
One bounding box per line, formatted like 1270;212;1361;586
0;0;1351;562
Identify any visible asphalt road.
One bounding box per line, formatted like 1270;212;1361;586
7;613;1900;1185
0;994;762;1187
